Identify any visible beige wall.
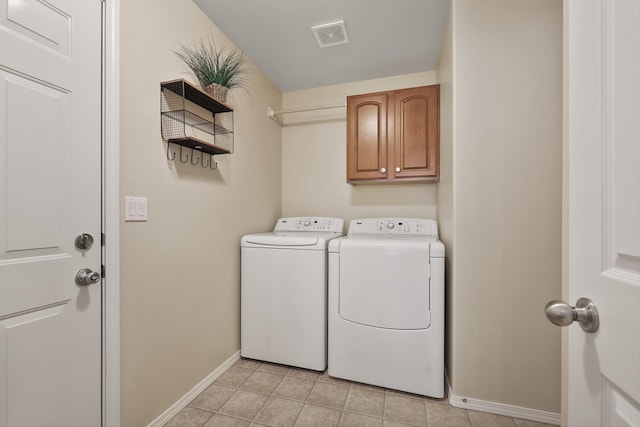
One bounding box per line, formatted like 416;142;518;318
436;0;455;392
281;72;439;226
438;0;563;413
119;1;282;425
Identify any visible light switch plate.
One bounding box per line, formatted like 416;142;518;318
125;196;148;221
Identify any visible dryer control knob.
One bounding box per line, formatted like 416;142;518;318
387;222;395;230
304;220;311;226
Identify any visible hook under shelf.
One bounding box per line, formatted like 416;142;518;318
165;141;218;170
166;140;176;161
201;154;218;170
190;149;200;166
179;145;189;163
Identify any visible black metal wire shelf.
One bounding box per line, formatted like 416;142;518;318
160;79;234;170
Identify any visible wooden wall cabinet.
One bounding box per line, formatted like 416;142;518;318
346;85;439;183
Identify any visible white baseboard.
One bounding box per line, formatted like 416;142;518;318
148;351;241;427
446;371;561;426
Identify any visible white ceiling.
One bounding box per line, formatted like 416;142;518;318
192;0;451;92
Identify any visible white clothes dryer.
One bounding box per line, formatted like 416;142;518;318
328;218;445;397
241;217;344;371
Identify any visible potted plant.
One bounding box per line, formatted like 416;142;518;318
174;37;248;103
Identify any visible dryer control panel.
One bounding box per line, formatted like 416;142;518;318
274;217;344;233
348;218;439;237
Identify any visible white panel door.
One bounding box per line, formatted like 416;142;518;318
567;0;640;425
0;0;102;425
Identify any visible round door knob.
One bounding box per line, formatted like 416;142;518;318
544;301;575;326
395;166;401;173
545;297;599;333
75;268;101;286
380;167;386;174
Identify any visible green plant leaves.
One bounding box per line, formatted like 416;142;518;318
174;37;248;91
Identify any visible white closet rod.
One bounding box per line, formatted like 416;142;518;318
270;102;346;116
267;103;346;126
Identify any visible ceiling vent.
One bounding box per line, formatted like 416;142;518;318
311;20;350;48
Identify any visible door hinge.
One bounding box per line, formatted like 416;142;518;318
101;264;106;278
426;263;431;279
101;233;105;246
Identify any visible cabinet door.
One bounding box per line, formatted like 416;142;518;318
391;85;439;179
347;92;388;181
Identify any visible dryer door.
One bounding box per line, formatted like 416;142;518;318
338;240;431;329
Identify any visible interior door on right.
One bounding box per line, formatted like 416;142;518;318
567;0;640;425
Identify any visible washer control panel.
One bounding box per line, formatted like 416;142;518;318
274;217;344;233
348;218;438;236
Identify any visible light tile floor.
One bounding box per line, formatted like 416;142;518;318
165;358;558;427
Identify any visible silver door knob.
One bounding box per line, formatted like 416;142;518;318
545;297;599;333
380;167;386;174
75;268;101;286
395;166;401;173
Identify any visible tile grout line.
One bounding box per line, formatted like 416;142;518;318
464;407;473;427
337;384;353;425
294;370;322;427
249;372;287;426
216;366;262;424
381;387;387;423
288;374;314;427
424;398;430;427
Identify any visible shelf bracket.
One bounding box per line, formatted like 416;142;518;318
267;106;284;126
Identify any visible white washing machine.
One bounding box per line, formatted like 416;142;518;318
328;218;445;397
241;217;344;371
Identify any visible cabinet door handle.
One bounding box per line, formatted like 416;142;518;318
380;167;387;174
395;167;401;173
